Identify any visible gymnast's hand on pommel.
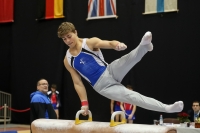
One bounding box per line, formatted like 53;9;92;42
114;43;127;51
81;100;89;116
81;105;89;116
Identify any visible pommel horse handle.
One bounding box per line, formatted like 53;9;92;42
75;110;92;125
110;111;126;127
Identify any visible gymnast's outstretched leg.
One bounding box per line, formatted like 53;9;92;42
94;76;183;113
108;31;153;82
93;31;183;113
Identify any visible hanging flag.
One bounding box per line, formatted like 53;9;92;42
0;0;14;23
87;0;117;20
37;0;64;20
143;0;178;15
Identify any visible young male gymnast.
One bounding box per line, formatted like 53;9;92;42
57;22;183;115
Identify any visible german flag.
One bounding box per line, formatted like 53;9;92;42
0;0;14;23
37;0;64;20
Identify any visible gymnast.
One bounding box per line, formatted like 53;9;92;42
57;22;183;115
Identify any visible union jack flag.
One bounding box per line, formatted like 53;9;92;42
87;0;117;20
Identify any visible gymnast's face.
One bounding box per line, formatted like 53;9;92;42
62;31;78;48
37;79;49;94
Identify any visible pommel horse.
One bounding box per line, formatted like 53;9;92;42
31;110;177;133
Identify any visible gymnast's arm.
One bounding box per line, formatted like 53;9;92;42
64;57;89;113
86;37;127;51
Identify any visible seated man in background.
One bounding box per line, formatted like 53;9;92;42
188;101;200;122
30;79;57;131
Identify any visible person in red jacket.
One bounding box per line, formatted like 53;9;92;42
47;84;61;119
120;85;136;123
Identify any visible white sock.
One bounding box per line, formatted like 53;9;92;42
165;101;184;113
140;31;153;51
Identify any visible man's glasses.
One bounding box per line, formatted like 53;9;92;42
39;83;49;86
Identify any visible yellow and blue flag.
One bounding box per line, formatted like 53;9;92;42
143;0;178;15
